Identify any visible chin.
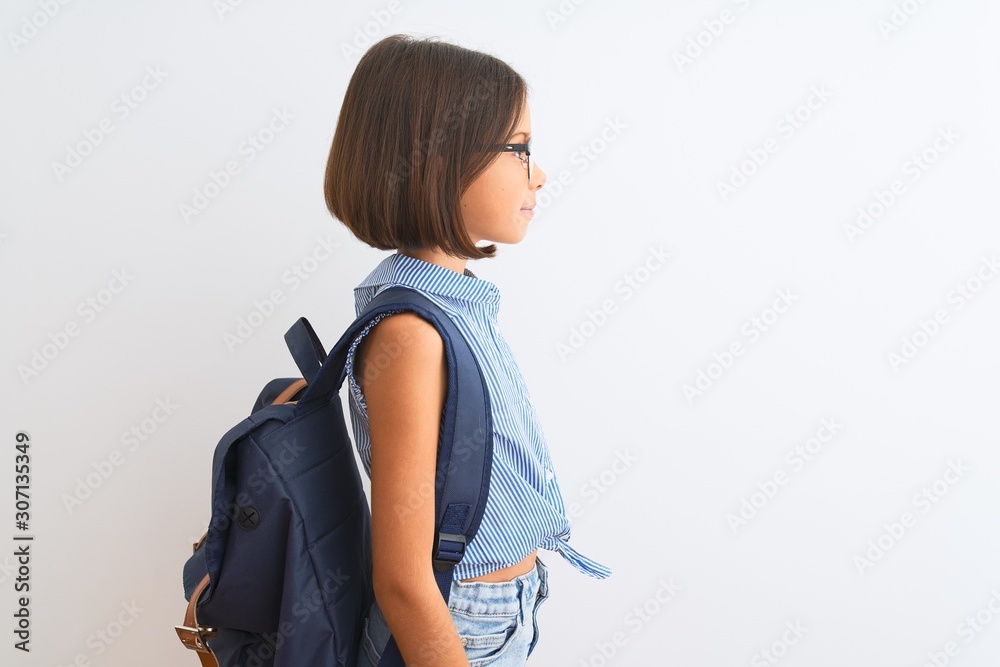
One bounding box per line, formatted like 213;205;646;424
506;229;529;245
486;236;523;247
481;228;527;246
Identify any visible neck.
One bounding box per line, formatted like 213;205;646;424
398;248;468;276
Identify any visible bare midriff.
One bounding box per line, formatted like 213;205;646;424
459;549;538;583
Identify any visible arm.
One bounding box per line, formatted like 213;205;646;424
356;312;470;667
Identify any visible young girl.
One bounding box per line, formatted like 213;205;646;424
325;33;612;667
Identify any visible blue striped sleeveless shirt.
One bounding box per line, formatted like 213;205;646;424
343;252;613;581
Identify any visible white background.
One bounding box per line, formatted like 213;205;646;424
2;1;1000;665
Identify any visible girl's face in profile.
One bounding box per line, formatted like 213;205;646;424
460;98;547;247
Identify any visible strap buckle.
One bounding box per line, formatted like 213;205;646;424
175;624;218;653
432;532;466;572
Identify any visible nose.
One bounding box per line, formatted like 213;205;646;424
530;161;547;189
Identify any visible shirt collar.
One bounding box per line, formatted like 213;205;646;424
355;252;501;308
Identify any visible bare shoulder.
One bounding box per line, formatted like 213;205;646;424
355;311;443;392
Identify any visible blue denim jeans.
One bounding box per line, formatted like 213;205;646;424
357;556;550;666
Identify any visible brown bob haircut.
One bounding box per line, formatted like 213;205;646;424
325;34;529;260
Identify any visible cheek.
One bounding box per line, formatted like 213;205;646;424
473;176;513;215
461;163;522;223
486;171;524;210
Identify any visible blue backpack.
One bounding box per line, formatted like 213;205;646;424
176;286;493;666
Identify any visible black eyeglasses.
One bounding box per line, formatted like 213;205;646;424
499;140;531;182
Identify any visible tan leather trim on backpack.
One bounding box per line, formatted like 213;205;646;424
175;572;219;667
273;378;308;405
